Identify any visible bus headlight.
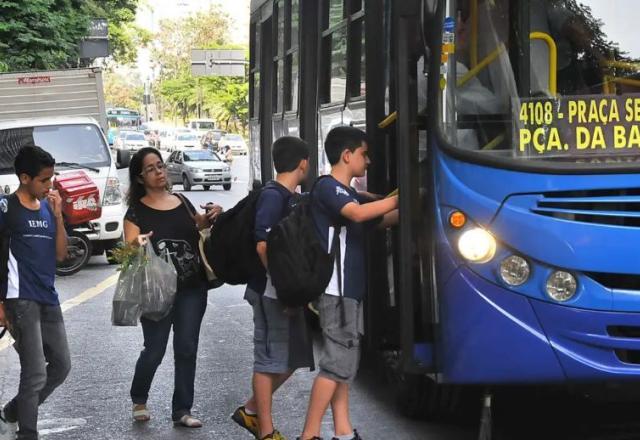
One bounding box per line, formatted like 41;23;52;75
500;255;530;286
546;271;577;302
457;228;496;263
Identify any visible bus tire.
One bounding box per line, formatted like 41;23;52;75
397;373;477;421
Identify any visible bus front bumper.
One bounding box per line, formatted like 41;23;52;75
439;266;640;384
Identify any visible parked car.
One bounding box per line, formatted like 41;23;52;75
166;149;232;191
116;131;148;151
168;132;200;152
201;129;226;151
219;133;248;155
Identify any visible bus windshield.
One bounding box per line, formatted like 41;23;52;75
107;108;141;130
441;0;640;167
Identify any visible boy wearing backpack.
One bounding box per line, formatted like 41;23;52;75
232;136;314;440
298;126;398;440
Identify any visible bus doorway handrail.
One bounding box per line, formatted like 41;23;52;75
529;31;558;96
456;44;506;88
601;60;640;94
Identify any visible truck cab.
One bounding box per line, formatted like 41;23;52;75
0;116;126;260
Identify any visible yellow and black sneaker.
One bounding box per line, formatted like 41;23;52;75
261;430;287;440
231;406;260;438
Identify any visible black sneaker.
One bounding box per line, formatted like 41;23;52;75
0;407;17;439
331;429;362;440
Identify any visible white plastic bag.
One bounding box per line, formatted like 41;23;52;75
111;242;177;326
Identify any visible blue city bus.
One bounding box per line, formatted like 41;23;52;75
106;107;142;145
250;0;640;424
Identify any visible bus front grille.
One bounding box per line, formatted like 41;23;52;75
532;188;640;226
588;273;640;290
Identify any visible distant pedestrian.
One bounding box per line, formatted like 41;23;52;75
232;137;314;440
123;147;221;428
0;146;71;440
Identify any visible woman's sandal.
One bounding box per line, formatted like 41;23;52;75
132;404;150;422
174;414;203;428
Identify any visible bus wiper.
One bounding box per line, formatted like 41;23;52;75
56;162;100;173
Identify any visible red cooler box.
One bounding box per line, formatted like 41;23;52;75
54;171;102;225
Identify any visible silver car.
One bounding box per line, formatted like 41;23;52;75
166;149;232;191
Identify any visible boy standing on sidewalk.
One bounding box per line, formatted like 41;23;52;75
299;126;398;440
0;146;71;440
233;137;315;440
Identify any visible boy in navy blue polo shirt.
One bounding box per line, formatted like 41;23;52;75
233;137;314;440
299;127;398;440
0;146;70;440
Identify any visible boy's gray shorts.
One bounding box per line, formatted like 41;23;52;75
316;294;364;384
245;288;314;374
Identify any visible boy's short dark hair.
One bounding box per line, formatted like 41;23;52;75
14;146;55;178
272;136;310;173
324;126;368;165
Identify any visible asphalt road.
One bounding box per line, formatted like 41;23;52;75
0;155;473;440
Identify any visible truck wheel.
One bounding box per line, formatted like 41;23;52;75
56;231;92;276
182;175;192;191
203;185;211;191
223;183;231;191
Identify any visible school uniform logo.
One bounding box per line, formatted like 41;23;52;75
336;187;350;197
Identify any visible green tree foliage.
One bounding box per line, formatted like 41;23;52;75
0;0;90;70
86;0;151;66
0;0;145;71
151;5;248;133
104;70;143;109
151;5;231;79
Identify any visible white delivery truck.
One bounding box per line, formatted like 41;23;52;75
0;68;129;271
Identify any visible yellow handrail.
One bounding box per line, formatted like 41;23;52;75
457;44;506;88
378;111;397;129
529;32;557;96
600;60;640;71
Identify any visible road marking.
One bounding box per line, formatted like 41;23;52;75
0;274;119;352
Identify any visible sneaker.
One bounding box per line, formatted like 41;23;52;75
231;406;259;438
0;408;16;440
261;430;287;440
331;430;362;440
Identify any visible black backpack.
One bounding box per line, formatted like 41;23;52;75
266;178;341;308
204;187;265;285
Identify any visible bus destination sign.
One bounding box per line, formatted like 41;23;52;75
514;94;640;158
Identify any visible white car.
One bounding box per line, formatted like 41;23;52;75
219;134;248;155
169;132;201;152
118;131;147;151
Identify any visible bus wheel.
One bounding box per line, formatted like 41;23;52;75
397;373;477;421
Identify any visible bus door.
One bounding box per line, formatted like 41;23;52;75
393;0;438;375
